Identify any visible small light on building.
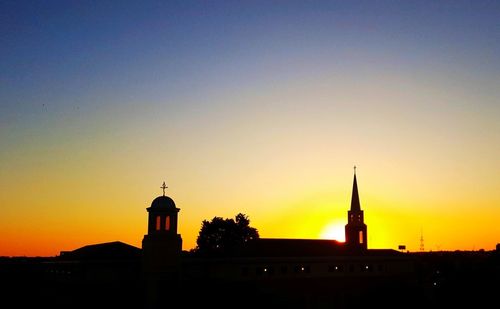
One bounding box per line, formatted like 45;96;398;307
365;265;369;269
433;282;437;286
335;266;338;270
264;268;267;272
301;267;305;271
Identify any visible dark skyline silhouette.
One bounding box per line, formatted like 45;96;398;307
1;171;498;308
1;2;499;308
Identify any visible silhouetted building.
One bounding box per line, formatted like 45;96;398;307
148;170;416;308
52;241;141;288
25;242;142;309
141;183;182;307
4;170;497;308
345;168;367;250
142;188;182;275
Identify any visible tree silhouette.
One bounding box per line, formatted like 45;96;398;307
196;213;259;254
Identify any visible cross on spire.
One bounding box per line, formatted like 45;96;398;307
160;181;168;196
354;165;356;175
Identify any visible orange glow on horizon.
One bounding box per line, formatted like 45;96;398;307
1;167;499;257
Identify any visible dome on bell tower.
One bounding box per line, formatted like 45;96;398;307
150;195;176;210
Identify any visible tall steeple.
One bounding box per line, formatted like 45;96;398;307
350;167;361;212
345;167;368;250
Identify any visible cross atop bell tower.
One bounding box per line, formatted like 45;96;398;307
161;181;168;196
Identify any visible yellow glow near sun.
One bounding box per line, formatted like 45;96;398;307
320;221;345;242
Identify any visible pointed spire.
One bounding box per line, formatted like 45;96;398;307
350;166;361;211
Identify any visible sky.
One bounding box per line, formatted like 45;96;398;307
1;1;499;256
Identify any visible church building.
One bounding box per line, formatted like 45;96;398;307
47;169;416;308
137;169;414;307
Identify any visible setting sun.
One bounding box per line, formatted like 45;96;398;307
320;221;346;242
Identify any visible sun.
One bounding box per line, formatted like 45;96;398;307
320;221;345;242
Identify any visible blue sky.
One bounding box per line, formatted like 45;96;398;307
1;1;499;255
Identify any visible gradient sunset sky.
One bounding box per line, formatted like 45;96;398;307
1;1;499;256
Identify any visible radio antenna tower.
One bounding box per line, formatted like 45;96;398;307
420;229;425;252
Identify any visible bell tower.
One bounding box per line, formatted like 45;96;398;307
345;167;367;250
142;182;182;274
